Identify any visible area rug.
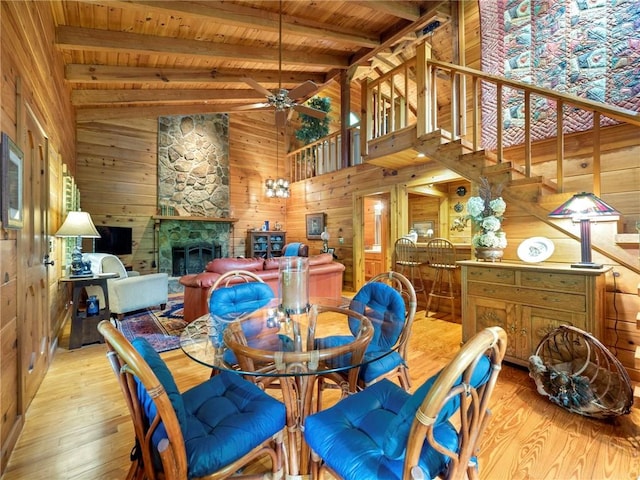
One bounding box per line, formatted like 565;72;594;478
116;294;187;353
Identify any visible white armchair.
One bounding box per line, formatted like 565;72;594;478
84;253;169;319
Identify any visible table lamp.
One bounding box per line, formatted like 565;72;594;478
320;228;330;253
548;192;619;269
55;211;101;277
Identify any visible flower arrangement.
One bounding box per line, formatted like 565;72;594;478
466;178;507;249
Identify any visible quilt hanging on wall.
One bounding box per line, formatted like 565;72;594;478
479;0;640;149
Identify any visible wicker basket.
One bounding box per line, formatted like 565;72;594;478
528;325;633;419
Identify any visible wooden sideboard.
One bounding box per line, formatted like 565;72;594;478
459;261;611;366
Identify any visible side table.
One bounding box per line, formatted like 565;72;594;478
60;274;118;349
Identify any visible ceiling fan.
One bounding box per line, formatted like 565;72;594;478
242;1;327;127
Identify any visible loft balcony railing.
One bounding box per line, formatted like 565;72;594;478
289;43;640;197
288;127;361;182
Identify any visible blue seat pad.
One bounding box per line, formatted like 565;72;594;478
358;350;405;384
182;371;286;478
304;379;457;479
132;338;285;478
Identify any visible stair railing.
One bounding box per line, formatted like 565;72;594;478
422;59;640;195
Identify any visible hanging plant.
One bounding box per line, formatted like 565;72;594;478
295;97;331;145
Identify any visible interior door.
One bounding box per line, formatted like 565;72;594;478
19;105;50;408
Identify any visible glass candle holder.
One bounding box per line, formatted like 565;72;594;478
279;256;310;314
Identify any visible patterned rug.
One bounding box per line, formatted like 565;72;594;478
117;294;187;353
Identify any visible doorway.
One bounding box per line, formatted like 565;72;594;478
352;184;407;292
363;194;389;281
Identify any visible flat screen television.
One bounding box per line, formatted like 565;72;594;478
94;225;133;255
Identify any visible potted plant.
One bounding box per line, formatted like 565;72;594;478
466;177;507;261
294;97;331;178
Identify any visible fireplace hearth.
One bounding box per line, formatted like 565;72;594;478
172;244;222;276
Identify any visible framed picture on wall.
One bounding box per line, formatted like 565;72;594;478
412;220;435;239
1;132;24;229
306;213;326;240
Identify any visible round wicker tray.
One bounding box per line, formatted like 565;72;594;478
528;325;633;419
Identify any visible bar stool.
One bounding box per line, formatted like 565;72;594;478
424;238;458;319
393;237;427;305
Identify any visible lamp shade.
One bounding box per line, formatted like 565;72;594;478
55;211;101;238
548;192;618;269
548;192;619;219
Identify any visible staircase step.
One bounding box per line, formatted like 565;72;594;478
538;192;575;211
635;345;640;369
482;162;513;175
506;183;542;203
636;311;640;330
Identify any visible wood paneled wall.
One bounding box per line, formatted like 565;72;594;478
0;2;76;474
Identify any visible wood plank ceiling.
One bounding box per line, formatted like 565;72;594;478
49;1;452;121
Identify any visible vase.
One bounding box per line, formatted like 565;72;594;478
475;247;504;262
279;256;310;314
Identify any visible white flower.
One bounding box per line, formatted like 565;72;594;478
467;196;486;218
490;197;506;215
465;183;507;248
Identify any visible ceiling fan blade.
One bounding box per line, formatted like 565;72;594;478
288;80;318;100
294;104;327;119
275;110;288;128
233;102;271;111
242;77;273;98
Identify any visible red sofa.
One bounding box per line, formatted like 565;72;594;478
179;253;345;322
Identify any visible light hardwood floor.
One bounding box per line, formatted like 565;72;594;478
4;311;640;479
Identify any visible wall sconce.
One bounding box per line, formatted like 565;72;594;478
548;192;619;268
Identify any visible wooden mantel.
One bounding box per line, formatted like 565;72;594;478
152;215;238;223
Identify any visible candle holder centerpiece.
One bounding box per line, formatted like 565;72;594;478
279;256;310;314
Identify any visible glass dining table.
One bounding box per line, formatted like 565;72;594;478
180;297;396;478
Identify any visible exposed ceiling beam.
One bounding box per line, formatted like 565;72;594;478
65;64;326;86
96;0;380;48
351;1;421;21
56;26;350;69
76;103;275;122
71;89;265;106
350;2;450;68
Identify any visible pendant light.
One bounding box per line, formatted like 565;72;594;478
265;124;290;198
265;0;290;199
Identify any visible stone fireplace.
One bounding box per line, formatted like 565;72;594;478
157;114;232;276
157;219;231;276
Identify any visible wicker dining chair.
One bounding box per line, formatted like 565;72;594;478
98;320;285;479
314;271;417;410
305;326;508;480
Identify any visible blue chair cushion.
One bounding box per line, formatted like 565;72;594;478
350;282;406;351
304;379;459;479
133;339;286;478
284;242;303;256
358;350;405;384
209;282;274;321
383;354;492;459
182;371;286;478
132;338;187;431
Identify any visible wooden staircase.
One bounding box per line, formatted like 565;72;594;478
412;129;640;275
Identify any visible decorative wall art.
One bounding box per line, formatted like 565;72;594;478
1;132;24;229
306;213;326;240
479;0;640;149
